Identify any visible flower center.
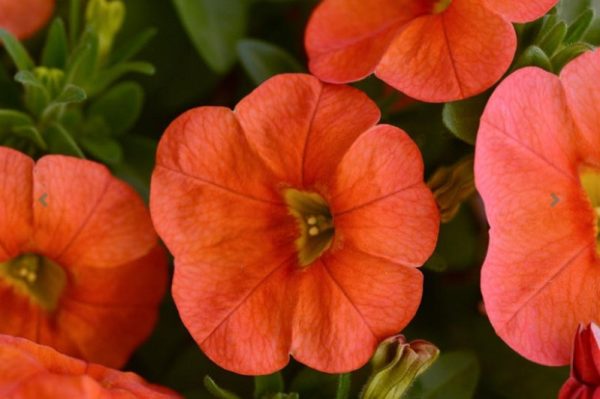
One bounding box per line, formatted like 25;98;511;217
580;168;600;247
432;0;452;13
0;254;67;312
284;188;335;267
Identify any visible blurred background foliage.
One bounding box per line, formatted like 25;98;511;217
3;0;600;397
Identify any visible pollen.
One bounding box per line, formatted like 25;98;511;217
283;188;335;267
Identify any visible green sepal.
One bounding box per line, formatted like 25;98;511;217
565;8;595;43
204;375;241;399
514;45;553;71
537;21;568;55
551;42;594;72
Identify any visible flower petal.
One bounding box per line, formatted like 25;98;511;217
476;68;597;366
291;247;423;373
483;0;558;23
573;324;600;385
376;0;515;102
0;0;55;39
561;49;600;164
174;258;296;375
32;156;157;269
305;0;428;83
330;125;439;266
0;147;33;261
234;74;380;188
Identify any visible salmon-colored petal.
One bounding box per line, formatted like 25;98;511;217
154;107;279;202
174;258;296;375
0;0;54;39
476;68;598;365
0;335;181;399
573;324;600;385
292;247;422;373
305;0;428;84
0;147;33;261
483;0;558;23
32;156;156;269
561;50;600;163
330;125;439;266
234;74;380;188
376;0;515;102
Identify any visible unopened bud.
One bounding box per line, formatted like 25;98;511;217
361;335;439;399
428;155;475;223
86;0;125;58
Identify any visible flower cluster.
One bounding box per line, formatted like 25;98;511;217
1;0;600;397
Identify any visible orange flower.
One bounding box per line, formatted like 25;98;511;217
151;74;439;375
0;0;55;39
475;49;600;366
305;0;558;103
0;334;180;399
0;147;167;368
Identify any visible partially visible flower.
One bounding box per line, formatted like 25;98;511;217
475;49;600;365
0;147;167;368
560;323;600;399
151;73;439;375
0;0;55;40
361;335;439;399
0;334;181;399
305;0;558;103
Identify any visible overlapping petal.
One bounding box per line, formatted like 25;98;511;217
306;0;557;102
151;74;438;374
483;0;558;23
305;0;429;83
376;0;515;102
0;334;180;398
234;74;380;188
476;65;600;365
331;125;439;266
0;0;54;39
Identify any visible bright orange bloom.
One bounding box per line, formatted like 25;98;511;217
0;334;180;399
476;50;600;366
0;147;167;368
151;74;439;375
0;0;55;39
305;0;558;103
560;323;600;399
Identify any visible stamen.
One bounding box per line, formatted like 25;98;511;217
307;216;318;225
308;226;320;236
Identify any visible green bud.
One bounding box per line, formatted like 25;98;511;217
85;0;125;58
34;67;65;99
361;335;439;399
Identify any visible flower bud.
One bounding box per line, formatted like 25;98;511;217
85;0;125;58
428;155;475;223
559;323;600;399
361;335;439;399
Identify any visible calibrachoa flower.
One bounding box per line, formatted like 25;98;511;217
305;0;558;103
0;147;167;368
150;74;439;375
476;49;600;366
0;334;180;398
0;0;55;40
560;323;600;399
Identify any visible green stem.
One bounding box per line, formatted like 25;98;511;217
336;373;351;399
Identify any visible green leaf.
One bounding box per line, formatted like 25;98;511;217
537;21;568;55
514;45;553;71
0;29;35;71
565;8;595;43
109;27;157;65
79;135;122;164
42;19;69;69
335;373;351;399
204;375;242;399
11;126;46;150
92;61;154;94
45;123;85;157
54;84;87;105
89;81;143;135
112;135;157;198
66;31;100;87
237;39;303;85
69;0;82;45
0;109;35;128
172;0;247;73
417;351;480;399
442;94;488;145
254;373;284;399
551;42;594;72
290;368;339;399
